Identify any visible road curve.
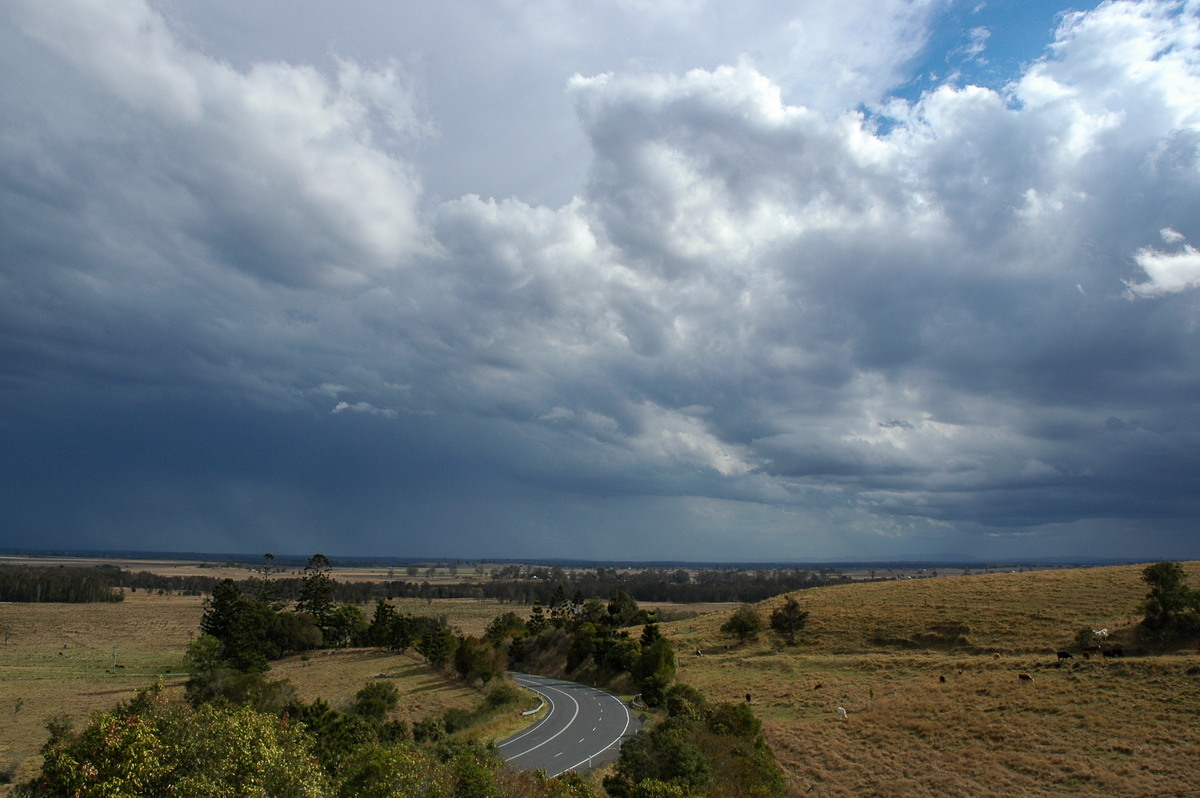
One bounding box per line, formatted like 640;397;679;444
498;673;640;776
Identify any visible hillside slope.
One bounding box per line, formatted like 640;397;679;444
666;563;1200;797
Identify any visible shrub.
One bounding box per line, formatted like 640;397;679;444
721;605;765;644
350;682;401;724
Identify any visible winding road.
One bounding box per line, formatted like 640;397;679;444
498;673;640;776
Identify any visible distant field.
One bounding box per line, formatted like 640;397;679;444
669;562;1200;797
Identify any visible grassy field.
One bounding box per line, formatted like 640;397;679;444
668;562;1200;797
3;561;1199;796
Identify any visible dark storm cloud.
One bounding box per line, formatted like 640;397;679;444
2;0;1199;560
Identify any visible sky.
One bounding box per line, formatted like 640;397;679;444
3;0;1200;563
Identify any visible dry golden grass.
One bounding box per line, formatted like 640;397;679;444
669;563;1200;797
0;592;201;785
271;648;484;725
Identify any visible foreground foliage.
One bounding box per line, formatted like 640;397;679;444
604;684;785;798
15;682;595;798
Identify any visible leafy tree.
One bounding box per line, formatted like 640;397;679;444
297;554;336;628
1074;627;1098;650
663;684;707;722
287;698;375;777
768;596;809;645
549;585;571;628
418;626;458;669
634;624;676;706
606;590;644;628
349;682;401;724
484;611;528;644
453;636;505;683
721;604;765;644
367;599;397;647
603;728;711;797
603;634;642;674
1139;561;1200;643
567;622;600;671
275;611;324;651
251;553;283;607
411;715;446;743
183;641;297;714
334;743;441;798
198;580;280;672
528;603;549;635
199;579;243;646
20;685;329;797
324;604;366;648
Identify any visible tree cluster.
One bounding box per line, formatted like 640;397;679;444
0;566;124;603
603;684;786;797
497;588;676;705
720;597;809;647
484;567;848;605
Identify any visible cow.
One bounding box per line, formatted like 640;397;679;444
1102;645;1124;658
836;707;848;719
1018;673;1034;682
1056;651;1073;660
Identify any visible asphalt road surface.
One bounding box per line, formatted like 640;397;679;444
499;673;641;776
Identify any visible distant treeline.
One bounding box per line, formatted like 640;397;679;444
0;565;125;603
0;562;850;605
277;566;850;605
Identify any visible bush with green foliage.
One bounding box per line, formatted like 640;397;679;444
768;596;809;645
18;680;598;798
350;682;402;724
605;683;785;798
16;684;329;797
1138;561;1200;644
720;604;765;644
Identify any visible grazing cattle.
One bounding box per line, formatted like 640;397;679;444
939;675;946;683
993;652;1001;659
745;693;752;703
1056;651;1073;660
813;683;823;690
695;649;703;657
115;663;126;669
1094;628;1109;640
1084;644;1100;653
1102;645;1124;658
1018;673;1034;682
836;707;848;719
